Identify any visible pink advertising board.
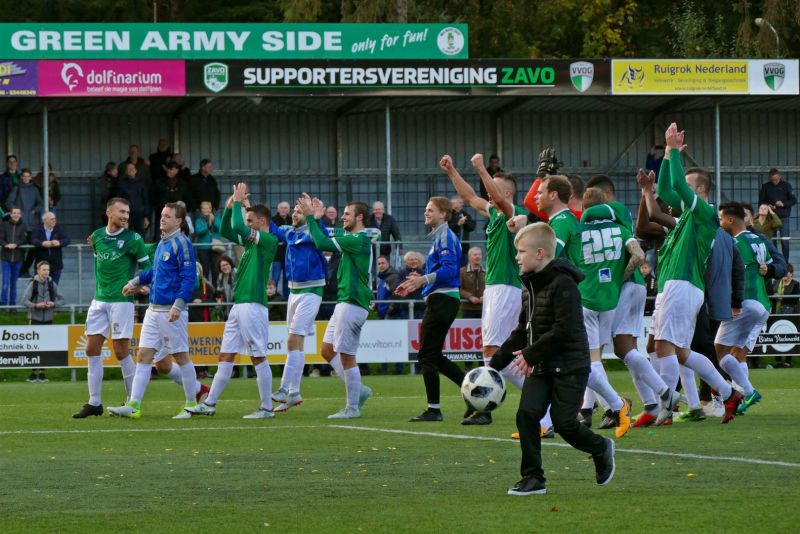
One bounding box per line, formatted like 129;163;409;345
38;60;185;97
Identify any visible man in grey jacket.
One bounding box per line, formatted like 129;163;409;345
23;260;65;324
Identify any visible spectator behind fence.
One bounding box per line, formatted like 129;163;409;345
393;251;426;319
189;262;216;323
1;154;21;206
768;262;799;368
641;261;657;315
367;201;402;259
33;164;60;211
99;162;119;225
271;201;292;297
119;144;150;189
459;246;485;319
646;144;664;174
148;138;172;185
170;153;193;185
449;196;476;266
759;168;796;259
117;162;150;238
267;279;287;322
479;154;503;201
195;200;222;280
214;255;236;321
322;205;341;228
152;162;189;215
752;203;782;242
31;212;70;284
0;207;28;306
23;260;64;383
189;159;220;212
6;168;41;277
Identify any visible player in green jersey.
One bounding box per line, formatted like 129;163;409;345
716;202;772;415
652;122;742;424
582;176;677;429
297;193;373;419
441;153;536;427
72;197;151;419
187;183;280;419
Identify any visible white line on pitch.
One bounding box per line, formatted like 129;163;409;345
0;424;324;436
328;425;800;468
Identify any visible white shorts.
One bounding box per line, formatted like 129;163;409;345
139;308;189;354
715;300;770;351
652;280;705;349
323;303;369;356
583;307;615;350
85;300;135;340
482;284;523;347
220;303;270;357
649;293;663;336
612;282;646;337
287;292;322;336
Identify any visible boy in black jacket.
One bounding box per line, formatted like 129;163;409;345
491;222;615;495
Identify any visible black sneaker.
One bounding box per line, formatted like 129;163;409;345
507;476;547;496
461;412;492;425
597;410;618;429
463;402;476;419
73;403;104;419
27;372;37;383
593;437;616;486
409;409;443;422
578;408;593;428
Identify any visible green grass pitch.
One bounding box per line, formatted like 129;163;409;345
1;369;799;533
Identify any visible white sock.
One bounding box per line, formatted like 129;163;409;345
588;361;623;411
130;363;152;404
343;366;362;410
658;355;680;390
284;350;304;394
631;372;657;406
540;406;552;429
166;362;183;385
649;352;662;373
206;361;233;405
684;351;732;399
582;387;597;411
679;365;700;408
739;362;754;396
329;354;345;379
483;356;492;366
428;403;441;409
720;355;754;396
179;361;199;404
87;356;104;406
254;361;273;410
625;349;668;398
118;356;135;399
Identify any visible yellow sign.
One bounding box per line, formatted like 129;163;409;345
612;60;749;94
67;322;325;367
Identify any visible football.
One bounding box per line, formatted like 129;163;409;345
461;367;507;413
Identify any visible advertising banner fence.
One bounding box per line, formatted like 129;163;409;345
38;59;185;97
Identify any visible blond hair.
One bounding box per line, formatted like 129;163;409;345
514;222;556;259
582;187;607;210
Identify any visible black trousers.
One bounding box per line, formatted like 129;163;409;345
461;309;482;319
517;371;606;482
690;303;727;402
417;293;464;405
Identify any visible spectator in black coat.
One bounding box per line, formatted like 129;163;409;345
116;162;150;237
99;162;119;225
367;201;402;258
148;138;173;186
768;263;800;368
393;251;426;319
758;168;796;259
189;159;221;212
0;207;27;305
0;154;20;207
479;154;503;201
31;212;70;285
448;195;476;265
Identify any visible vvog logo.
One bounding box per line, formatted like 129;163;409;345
763;62;785;90
203;62;228;93
570;61;594;92
436;27;464;56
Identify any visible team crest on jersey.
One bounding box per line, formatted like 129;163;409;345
112;322;120;334
117;240;125;249
598;268;612;283
162;252;171;261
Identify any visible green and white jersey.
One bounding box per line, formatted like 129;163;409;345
734;230;773;311
548;208;582;263
91;227;150;303
308;218;373;311
221;201;278;307
485;204;527;288
577;216;636;312
581;201;645;286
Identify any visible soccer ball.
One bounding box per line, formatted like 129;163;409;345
461;367;507;413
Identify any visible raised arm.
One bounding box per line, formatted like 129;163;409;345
636;169;674;235
440;155;489;216
623;238;645;281
471;153;513;218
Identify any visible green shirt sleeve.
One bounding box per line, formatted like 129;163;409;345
307;217;339;253
656;155;682;210
220;206;234;242
131;234;151;270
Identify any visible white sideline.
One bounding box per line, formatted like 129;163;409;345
328;425;800;468
3;422;799;469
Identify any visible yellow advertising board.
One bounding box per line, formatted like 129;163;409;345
612;59;749;94
67;322;324;367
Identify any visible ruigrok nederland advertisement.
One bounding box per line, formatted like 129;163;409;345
37;59;185;97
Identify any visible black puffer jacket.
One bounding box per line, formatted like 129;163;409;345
491;259;590;376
